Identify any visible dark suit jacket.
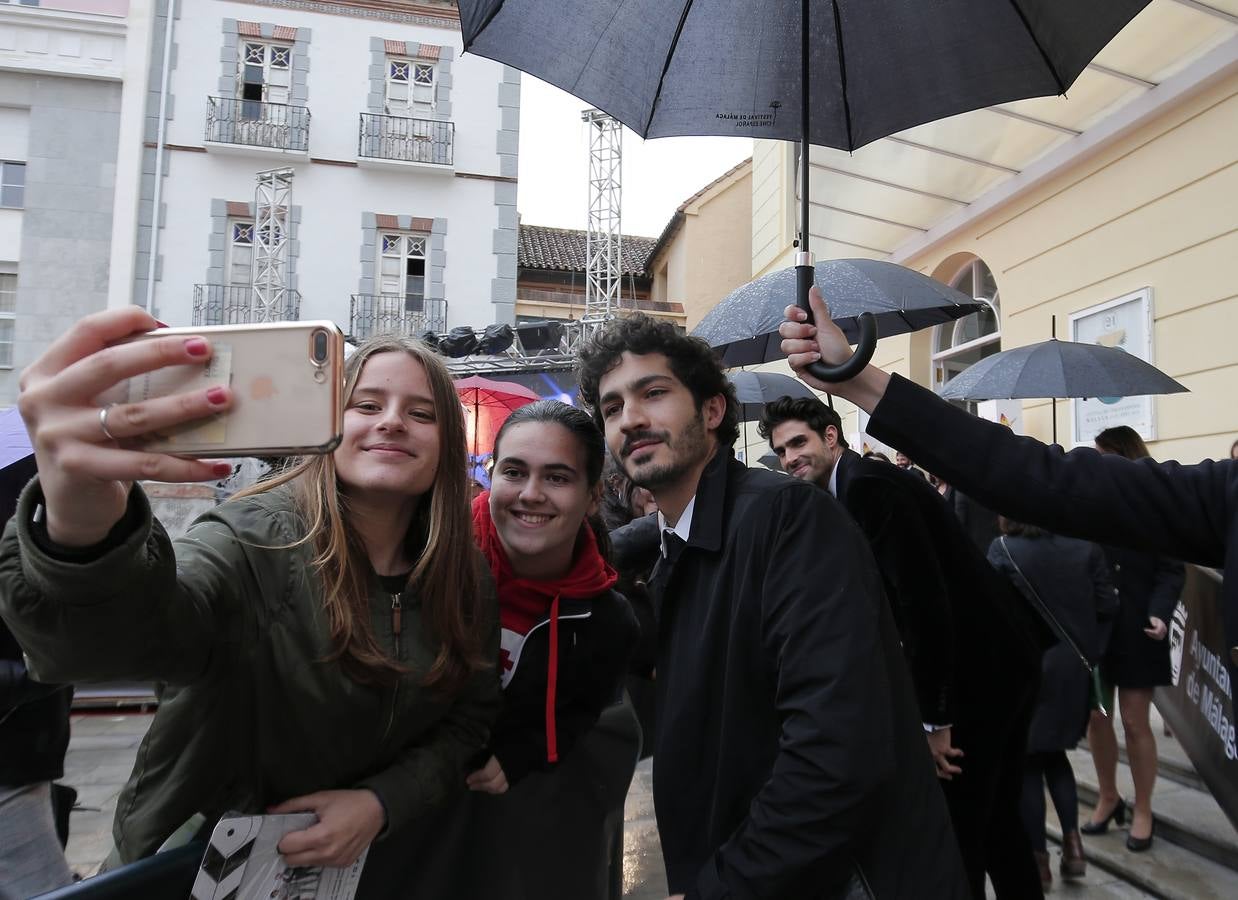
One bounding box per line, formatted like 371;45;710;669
645;449;968;900
868;374;1238;672
834;449;1044;728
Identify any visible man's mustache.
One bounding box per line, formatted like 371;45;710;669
621;430;669;458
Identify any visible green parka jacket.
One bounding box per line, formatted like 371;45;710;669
0;479;500;865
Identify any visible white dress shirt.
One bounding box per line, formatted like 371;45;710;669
658;495;696;557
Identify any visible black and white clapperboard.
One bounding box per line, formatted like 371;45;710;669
191;813;367;900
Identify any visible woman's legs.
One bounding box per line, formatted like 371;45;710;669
1120;687;1158;840
1085;708;1121;824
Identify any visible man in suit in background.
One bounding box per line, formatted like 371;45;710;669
760;395;1048;900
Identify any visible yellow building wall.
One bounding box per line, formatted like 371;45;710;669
680;170;753;329
649;167;754;330
888;70;1238;463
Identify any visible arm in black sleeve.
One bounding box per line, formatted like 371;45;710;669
868;374;1229;568
691;487;894;899
1089;545;1119;621
847;478;956;725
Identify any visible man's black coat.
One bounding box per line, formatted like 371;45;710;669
833;449;1048;898
867;374;1238;675
833;449;1046;726
643;450;968;900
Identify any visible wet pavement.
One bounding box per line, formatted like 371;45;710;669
60;712;1167;898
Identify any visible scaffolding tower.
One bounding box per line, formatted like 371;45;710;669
580;108;622;343
252;167;294;322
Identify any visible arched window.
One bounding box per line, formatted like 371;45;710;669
931;258;1001;407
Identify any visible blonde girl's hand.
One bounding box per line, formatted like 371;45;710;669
17;306;234;546
465;755;509;794
271;789;385;868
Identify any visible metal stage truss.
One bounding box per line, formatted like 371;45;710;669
252;167;294;322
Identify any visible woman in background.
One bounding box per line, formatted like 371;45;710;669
1082;426;1186;852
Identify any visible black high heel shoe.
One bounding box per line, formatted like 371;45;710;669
1081;797;1127;835
1126;820;1155;852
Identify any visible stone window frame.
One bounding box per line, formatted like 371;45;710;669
0;266;16;369
207;199;302;294
368;39;452;121
359;212;446;309
220;20;311;108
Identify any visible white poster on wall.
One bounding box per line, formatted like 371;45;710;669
1069;288;1155;447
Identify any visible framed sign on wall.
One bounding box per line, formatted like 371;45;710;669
1068;287;1155;447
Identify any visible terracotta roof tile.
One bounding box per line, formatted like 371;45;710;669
273;25;297;42
237;21;261;37
375;214;400;230
415;43;441;61
385;39;407;55
226;201;250;218
518;225;658;278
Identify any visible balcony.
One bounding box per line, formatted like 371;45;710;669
204;96;310;156
350;294;447;341
193;284;301;326
357;114;453;171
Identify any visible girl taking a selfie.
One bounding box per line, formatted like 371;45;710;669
464;400;640;899
0;308;499;898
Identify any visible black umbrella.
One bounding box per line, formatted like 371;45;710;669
727;370;818;422
938;338;1188;444
758;451;784;473
459;0;1151;380
697;259;986;367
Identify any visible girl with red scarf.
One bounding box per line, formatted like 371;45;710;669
465;400;640;898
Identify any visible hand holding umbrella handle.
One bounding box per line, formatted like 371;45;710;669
796;262;879;382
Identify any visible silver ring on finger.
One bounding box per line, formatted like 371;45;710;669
99;403;119;442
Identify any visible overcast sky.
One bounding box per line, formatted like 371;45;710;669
516;76;755;239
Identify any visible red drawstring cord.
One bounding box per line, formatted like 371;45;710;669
545;593;560;764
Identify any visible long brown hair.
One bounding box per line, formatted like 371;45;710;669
238;337;487;692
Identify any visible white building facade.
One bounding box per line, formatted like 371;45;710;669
134;0;519;337
0;0;133;405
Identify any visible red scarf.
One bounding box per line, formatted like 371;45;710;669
472;492;617;763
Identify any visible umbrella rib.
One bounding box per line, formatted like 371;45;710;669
829;0;855;151
642;0;697;136
1004;0;1067;94
464;0;507;53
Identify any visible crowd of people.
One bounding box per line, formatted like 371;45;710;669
0;294;1233;899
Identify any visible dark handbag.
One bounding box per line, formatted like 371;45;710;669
997;536;1109;716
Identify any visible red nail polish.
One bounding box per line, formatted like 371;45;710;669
207;386;227;405
154;320;169;329
185;338;209;357
213;462;233;477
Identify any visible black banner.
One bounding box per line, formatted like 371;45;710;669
1155;564;1238;832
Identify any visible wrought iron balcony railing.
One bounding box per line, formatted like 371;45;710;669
193;284;302;326
358;114;453;166
350;294;447;341
206;96;311;152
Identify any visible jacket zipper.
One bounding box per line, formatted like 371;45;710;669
384;592;403;743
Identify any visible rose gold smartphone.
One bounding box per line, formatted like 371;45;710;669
97;320;344;457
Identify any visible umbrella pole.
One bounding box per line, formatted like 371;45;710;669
793;0;878;383
1052;396;1058;445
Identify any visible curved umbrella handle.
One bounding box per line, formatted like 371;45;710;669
796;263;879;383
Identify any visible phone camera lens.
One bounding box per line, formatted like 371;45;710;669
312;330;328;365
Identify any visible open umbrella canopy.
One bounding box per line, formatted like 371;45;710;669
459;0;1149;151
937;339;1188;402
727;370;819;422
454;375;541;459
461;0;1148;382
695;259;986;367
